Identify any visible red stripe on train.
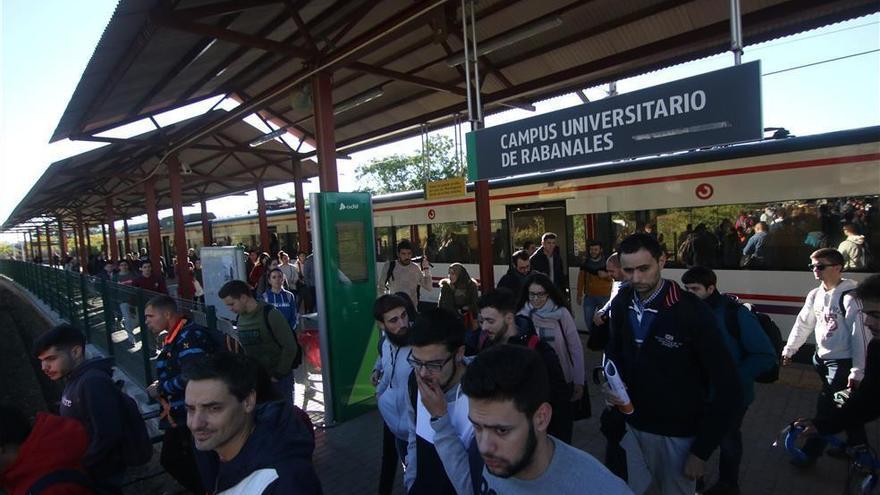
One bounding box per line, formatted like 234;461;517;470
375;153;879;213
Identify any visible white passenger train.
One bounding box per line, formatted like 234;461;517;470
128;126;879;336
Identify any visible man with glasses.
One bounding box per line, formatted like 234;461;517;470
796;274;880;455
497;249;533;299
404;308;479;495
782;248;869;467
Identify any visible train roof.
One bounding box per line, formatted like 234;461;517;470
127;125;879;233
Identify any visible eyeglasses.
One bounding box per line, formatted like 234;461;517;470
808;263;840;271
528;291;548;299
407;354;453;373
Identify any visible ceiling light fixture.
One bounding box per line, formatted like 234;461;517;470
445;16;563;67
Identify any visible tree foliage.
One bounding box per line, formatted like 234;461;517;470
355;135;464;194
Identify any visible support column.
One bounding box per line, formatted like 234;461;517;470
144;177;163;272
200;199;212;247
312;72;338;192
44;222;54;265
77;221;88;273
256;182;270;254
123;219;131;256
35;226;43;263
100;224;108;257
475;180;494;291
58;218;67;259
106;198;119;262
293;160;310;253
84;222;92;259
167;156;193;299
22;233;28;261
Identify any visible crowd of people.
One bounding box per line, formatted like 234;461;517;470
4;225;879;495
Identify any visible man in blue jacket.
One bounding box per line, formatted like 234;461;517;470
144;295;219;494
186;352;321;494
682;267;776;495
604;234;742;495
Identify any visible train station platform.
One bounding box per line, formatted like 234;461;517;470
2;266;876;495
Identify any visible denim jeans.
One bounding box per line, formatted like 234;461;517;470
582;295;609;332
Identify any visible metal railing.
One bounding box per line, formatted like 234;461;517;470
0;260;223;387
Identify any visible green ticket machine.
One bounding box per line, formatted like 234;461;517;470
310;192;380;424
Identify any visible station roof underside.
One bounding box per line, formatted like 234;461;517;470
51;0;878;152
8;0;878;232
5;110;317;229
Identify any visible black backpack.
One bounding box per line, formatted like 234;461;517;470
235;303;303;370
724;299;783;383
115;380;153;467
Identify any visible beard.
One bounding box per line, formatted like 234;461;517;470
485;422;538;479
385;329;409;348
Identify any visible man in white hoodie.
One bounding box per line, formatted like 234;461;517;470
839;223;868;270
782;248;870;466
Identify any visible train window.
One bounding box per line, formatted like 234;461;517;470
394;226;424;256
375;227;393;262
592;195;878;271
490;220;509;265
433;221;477;264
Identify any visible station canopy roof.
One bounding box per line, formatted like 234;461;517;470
8;0;878;231
5;110;317;229
50;0;878;153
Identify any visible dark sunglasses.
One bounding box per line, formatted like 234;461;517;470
807;263;840;271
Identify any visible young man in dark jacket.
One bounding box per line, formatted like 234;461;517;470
34;324;129;493
528;233;567;296
186;352;321;494
681;267;776;495
145;295;219;493
496;250;532;300
477;288;573;443
604;234;742;495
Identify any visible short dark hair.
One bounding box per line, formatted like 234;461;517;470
510;249;530;264
523;241;536;250
140;259;153;268
618;232;664;260
811;248;845;266
397;239;413;252
461;344;549;418
33;323;85;357
855;274;880;303
478;288;517;315
409;308;465;353
146;294;178;314
218;279;252;299
267;268;284;278
0;404;32;446
843;223;860;235
517;272;566;311
184;352;259;402
541;232;557;242
373;294;409;322
681;266;717;289
588;240;602;248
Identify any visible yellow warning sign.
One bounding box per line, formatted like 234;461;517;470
425;177;466;200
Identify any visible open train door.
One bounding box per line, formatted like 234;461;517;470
507;201;569;259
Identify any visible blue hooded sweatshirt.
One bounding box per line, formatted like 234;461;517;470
195;401;321;494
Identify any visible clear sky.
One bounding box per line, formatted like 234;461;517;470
1;2;878;244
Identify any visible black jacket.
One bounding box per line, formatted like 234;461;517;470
60;357;126;478
195;401;321;494
815;339;880;435
529;248;567;292
496;268;530;300
605;281;742;460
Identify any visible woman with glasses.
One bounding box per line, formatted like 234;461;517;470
516;272;586;422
